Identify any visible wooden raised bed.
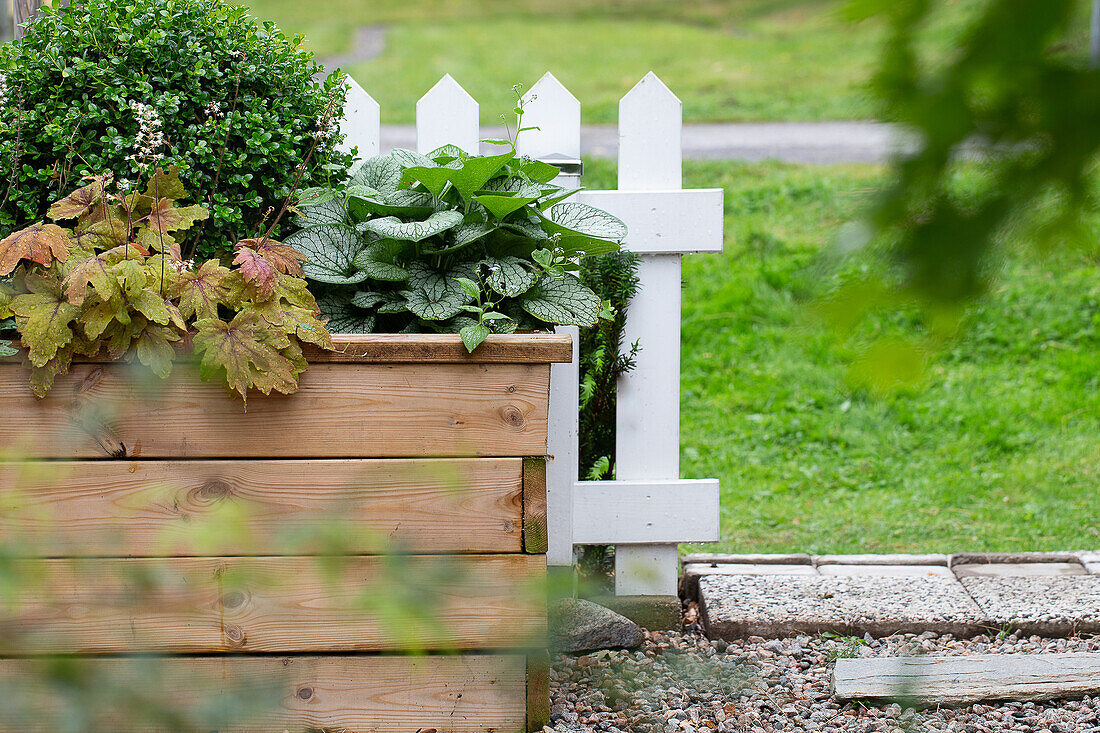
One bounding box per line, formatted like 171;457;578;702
0;333;570;732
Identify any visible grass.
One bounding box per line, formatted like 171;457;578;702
583;159;1100;554
238;0;1091;124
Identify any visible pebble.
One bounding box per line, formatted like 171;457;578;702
546;623;1100;733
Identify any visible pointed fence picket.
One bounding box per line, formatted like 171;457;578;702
338;72;724;600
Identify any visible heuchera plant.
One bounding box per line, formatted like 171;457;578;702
0;168;331;400
286;142;627;351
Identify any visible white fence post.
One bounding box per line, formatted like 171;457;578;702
416;74;479;156
518;73;582;571
338;77;380;160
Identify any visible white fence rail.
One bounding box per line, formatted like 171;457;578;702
337;70;723;597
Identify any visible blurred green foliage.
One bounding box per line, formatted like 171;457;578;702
585;158;1099;554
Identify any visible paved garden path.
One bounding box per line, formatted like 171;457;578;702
687;551;1100;640
379;122;907;163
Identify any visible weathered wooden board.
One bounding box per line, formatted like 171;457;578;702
0;458;524;556
0;362;550;458
309;333;572;363
833;653;1100;705
522;457;548;554
0;654;527;732
3;555;546;654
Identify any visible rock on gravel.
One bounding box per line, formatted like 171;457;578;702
700;573;989;639
547;628;1100;733
551;598;645;653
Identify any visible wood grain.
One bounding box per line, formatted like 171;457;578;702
0;458;524;556
523;457;548;554
308;333;573;363
832;653;1100;705
0;362;550;458
527;649;551;731
0;654;527;732
2;555;547;654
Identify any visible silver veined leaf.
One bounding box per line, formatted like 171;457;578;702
360;210;464;242
427;144;469;163
541;202;627;240
293;198;347;228
450;223;497;249
406;260;473;300
503;218;550;240
317;294;376;334
351;153;403;193
520;273;601;326
481;256;537;297
460;322;491;352
285;224;370;285
350;291;386;309
390;148;437;170
401;288;471;321
351;240;410;282
377;291;410;314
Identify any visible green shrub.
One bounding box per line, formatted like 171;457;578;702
0;0;353;260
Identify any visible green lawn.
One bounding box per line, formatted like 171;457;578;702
238;0;1080;124
583;159;1100;554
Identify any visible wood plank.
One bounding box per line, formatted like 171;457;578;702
527;649;551;731
523;457;548;554
0;459;524;556
3;555;546;654
572;479;721;544
0;333;574;365
832;653;1100;705
313;333;572;363
0;654;527;732
0;362;550;458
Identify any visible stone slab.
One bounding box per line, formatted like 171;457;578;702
954;562;1087;578
950;552;1081;567
960;576;1100;636
681;553;813;566
1079;552;1100;565
681;563;817;598
1086;563;1100;575
813;553;949;567
699;574;989;640
817;564;954;578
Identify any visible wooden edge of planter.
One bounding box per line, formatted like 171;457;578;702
0;333;573;365
307;334;573;364
527;649;551;731
522;458;549;554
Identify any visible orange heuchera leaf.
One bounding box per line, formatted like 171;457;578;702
145;199;209;236
232;246;278;297
0;223;71;276
48;175;109;221
236;238;305;276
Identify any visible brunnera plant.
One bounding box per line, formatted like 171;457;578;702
287;142;626;351
0;168;331;401
0;0;354;261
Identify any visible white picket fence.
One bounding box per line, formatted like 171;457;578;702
343;71;725;597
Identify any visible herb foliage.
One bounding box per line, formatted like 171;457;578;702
288;144;626;350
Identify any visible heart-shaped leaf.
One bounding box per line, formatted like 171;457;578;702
481;256;538;297
285;224;370;285
520;273;601;326
351;153;404;193
427;144;468;163
294;198;347;228
474;194;540;220
449;151;515;201
460;322;491;352
390;148;437;170
407;261;473;300
401;166;455;198
351;240;410;281
402;288;471;321
541;202;627;241
360;210;463;242
317;294;377;334
451;223;497;248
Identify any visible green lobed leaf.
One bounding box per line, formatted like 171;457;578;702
448;151;515;201
473;194;540;220
285;224;370;285
520;273;602;327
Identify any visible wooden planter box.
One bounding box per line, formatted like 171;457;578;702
0;333;570;732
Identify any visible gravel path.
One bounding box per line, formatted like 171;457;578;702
546;615;1100;732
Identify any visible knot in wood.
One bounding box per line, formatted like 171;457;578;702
296;687;313;701
221;591;245;609
499;405;525;428
223;623;246;646
194;479;232;501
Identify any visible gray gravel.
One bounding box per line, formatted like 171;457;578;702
547;622;1100;732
